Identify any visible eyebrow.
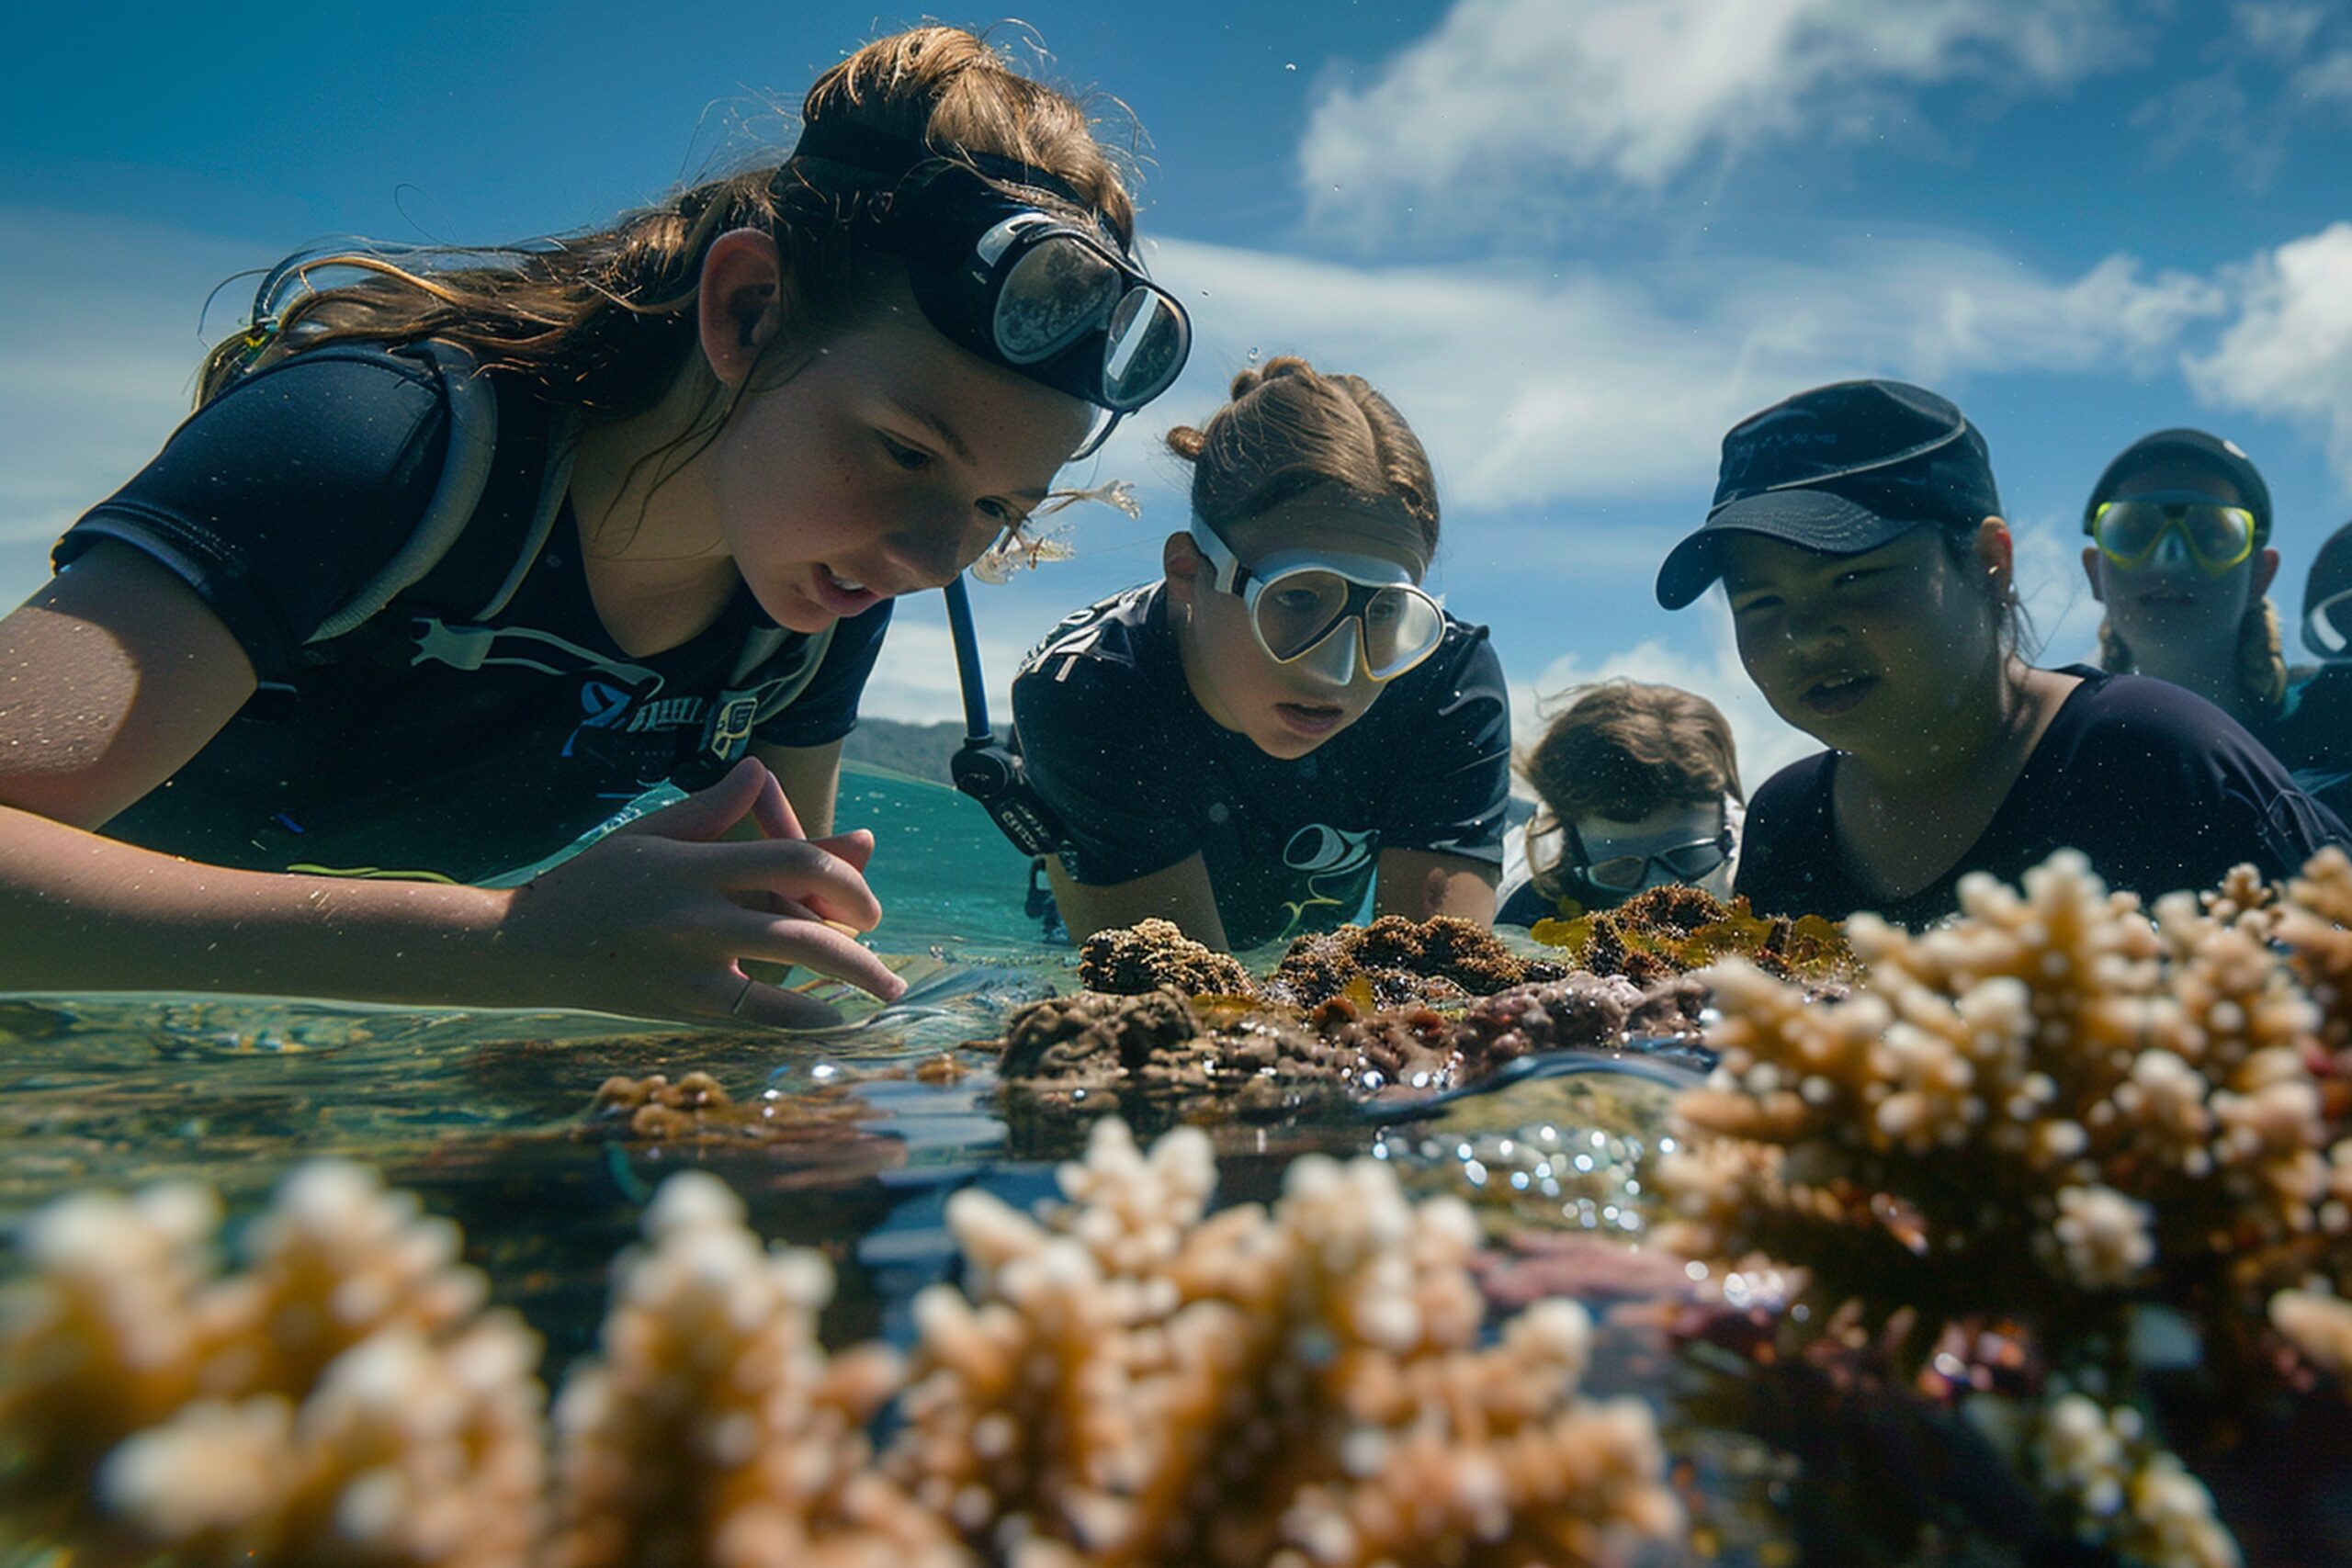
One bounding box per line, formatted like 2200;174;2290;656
896;400;1054;503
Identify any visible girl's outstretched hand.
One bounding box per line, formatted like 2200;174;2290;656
497;758;908;1028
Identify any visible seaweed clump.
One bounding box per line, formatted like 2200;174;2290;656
1530;886;1851;986
1;1125;1684;1568
1656;849;2352;1565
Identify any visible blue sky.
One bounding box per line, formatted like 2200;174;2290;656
8;1;2352;781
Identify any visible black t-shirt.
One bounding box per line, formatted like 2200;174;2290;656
56;346;889;883
1010;583;1510;951
2259;664;2352;824
1735;665;2346;925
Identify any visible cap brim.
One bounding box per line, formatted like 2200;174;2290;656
1654;489;1916;610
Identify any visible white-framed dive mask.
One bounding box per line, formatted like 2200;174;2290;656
1187;516;1446;686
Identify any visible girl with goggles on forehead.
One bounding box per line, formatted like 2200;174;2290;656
1012;358;1510;951
0;28;1183;1026
2082;429;2352;822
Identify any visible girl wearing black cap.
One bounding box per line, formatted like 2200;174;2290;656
1656;379;2344;926
0;29;1187;1024
2083;431;2352;821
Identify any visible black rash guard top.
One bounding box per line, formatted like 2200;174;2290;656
1735;664;2347;925
1010;582;1510;950
55;346;889;883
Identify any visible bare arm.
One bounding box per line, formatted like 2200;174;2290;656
1046;852;1230;950
0;545;901;1023
1374;847;1499;926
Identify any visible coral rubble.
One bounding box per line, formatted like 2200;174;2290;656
985;971;1705;1121
1266;914;1568;1006
582;1070;876;1145
1077;919;1257;998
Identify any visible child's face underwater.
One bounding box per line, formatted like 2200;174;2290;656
1723;525;2005;761
709;305;1095;635
1172;502;1434;761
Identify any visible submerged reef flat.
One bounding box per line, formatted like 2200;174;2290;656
0;1122;1681;1568
992;914;1700;1128
984;970;1706;1124
1657;848;2352;1567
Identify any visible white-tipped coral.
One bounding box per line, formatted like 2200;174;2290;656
6;1128;1677;1568
547;1169;960;1568
0;1160;546;1565
1658;850;2343;1353
2034;1393;2240;1568
890;1118;1680;1567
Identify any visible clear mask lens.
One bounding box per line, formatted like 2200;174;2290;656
1250;570;1444;681
1102;287;1188;407
993;239;1121;362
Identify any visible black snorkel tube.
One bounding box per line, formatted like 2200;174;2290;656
943;576;1067;859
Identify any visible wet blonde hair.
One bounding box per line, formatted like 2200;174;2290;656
2098;603;2290;718
1165;356;1440;556
198;27;1136;427
1519;682;1742;904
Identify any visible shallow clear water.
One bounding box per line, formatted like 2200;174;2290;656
7;769;2337;1564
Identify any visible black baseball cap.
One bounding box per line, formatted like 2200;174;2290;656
2082;428;2272;546
1657;379;2002;611
2305;517;2352;659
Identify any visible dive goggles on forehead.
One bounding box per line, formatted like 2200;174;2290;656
2087;491;2259;577
786;119;1191;456
1188;517;1446;684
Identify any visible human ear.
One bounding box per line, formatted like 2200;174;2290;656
2252;546;2282;600
1973;517;2014;584
1163;531;1203;608
2081;544;2108;604
697;228;785;389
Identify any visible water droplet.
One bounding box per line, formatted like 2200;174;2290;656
1246;345;1261;362
1284;62;1297;71
1198;289;1211;299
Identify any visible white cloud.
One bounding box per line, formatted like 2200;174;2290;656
1141;231;2222;514
1300;0;2136;233
2186;222;2352;484
2237;2;2327;59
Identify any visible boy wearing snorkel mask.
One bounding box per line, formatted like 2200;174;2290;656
1012;358;1510;951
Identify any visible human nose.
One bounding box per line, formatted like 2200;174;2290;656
871;511;973;592
1778;597;1847;651
2149;525;2192;570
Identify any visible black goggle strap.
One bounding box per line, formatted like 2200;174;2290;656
786;118;1114;248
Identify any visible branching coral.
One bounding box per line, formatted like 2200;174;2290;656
5;1128;1682;1568
889;1118;1681;1566
0;1161;545;1565
548;1172;961;1568
1657;850;2346;1359
2034;1393;2239;1568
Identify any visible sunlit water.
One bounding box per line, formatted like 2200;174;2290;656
3;768;2336;1562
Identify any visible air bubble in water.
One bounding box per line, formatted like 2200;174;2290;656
1246;346;1261;362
